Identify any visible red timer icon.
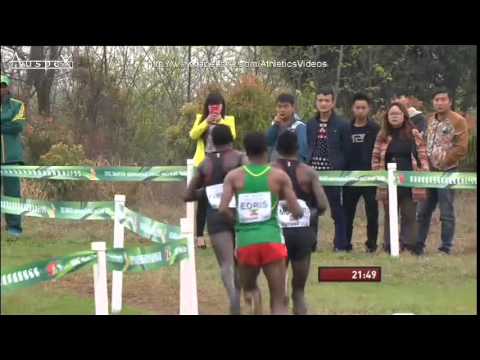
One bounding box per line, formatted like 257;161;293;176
318;267;381;282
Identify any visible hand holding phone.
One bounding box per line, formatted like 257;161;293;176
208;104;222;123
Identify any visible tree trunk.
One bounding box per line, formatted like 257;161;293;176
187;46;192;102
335;45;344;96
26;46;61;116
253;46;258;76
103;46;108;79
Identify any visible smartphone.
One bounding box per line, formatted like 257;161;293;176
208;104;222;115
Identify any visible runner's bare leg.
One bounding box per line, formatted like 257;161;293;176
291;255;311;315
262;259;289;315
238;265;262;315
210;231;241;314
284;258;290;308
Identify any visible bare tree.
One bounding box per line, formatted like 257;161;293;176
335;45;344;96
25;46;63;116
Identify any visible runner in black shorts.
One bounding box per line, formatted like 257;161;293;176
273;131;328;314
184;125;248;314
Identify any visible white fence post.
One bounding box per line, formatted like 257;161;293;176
111;194;126;314
392;313;415;315
387;163;400;257
92;241;109;315
179;158;199;315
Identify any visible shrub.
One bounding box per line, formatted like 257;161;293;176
24;143;95;200
226;74;275;149
460;133;477;171
295;81;318;121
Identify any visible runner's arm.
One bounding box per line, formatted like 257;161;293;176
280;172;303;219
309;167;327;215
219;172;235;224
183;167;204;202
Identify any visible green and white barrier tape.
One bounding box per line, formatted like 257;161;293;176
1;250;98;294
317;171;388;187
1;197;185;247
107;239;188;272
0;198;185;244
121;206;184;244
1;240;188;294
1;165;475;189
0;166;187;182
1;196;115;220
317;170;476;189
395;171;477;189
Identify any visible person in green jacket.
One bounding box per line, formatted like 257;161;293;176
1;74;27;237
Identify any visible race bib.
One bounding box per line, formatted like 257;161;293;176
277;200;310;228
237;192;272;224
206;183;236;209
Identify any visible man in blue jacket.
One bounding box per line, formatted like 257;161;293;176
306;87;351;252
267;93;308;163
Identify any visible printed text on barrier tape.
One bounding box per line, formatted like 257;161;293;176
120;206;184;243
317;170;476;189
1;165;475;189
1;196;114;220
317;171;388;187
1;240;188;294
0;166;187;182
395;171;477;189
1;198;184;244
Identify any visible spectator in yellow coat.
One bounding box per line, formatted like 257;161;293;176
189;92;236;248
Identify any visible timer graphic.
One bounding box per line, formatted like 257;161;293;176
318;266;381;282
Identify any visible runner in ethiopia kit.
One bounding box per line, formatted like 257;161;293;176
273;131;328;314
184;125;248;315
219;132;303;315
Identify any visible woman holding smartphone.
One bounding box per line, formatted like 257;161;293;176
189;92;236;248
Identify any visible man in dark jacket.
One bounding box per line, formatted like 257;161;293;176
343;93;380;252
306;87;351;252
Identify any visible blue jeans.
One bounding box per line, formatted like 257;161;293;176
416;187;456;251
324;186;348;250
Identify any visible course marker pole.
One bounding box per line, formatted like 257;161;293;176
92;241;109;315
111;194;126;314
387;163;400;257
179;158;199;315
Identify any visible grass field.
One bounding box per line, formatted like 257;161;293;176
1;188;477;315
